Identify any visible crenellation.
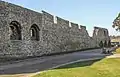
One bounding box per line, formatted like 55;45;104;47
42;10;54;23
80;25;86;30
71;22;79;29
56;16;69;29
0;0;110;59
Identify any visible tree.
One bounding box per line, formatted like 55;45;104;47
112;13;120;31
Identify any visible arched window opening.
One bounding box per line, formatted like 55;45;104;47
10;21;22;40
31;28;35;37
104;30;106;36
99;41;103;48
30;24;40;41
104;40;107;47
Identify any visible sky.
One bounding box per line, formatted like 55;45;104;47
2;0;120;36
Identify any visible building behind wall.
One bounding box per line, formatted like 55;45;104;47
0;1;110;59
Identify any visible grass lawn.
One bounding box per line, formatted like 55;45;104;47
33;58;120;77
114;47;120;54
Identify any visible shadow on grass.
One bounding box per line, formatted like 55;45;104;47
55;47;119;70
55;59;102;70
0;58;105;76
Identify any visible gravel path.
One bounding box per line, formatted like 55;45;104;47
107;54;120;58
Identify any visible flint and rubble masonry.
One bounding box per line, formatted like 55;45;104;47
0;1;110;58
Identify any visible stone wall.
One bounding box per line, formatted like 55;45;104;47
93;27;110;46
0;1;110;59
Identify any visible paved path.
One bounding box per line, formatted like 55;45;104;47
107;54;120;58
0;49;110;75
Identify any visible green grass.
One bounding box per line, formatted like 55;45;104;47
33;58;120;77
114;47;120;54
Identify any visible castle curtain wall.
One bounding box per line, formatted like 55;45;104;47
0;1;110;58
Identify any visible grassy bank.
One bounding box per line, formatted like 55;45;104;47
114;47;120;54
33;58;120;77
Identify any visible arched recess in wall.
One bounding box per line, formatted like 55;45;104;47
9;21;22;40
104;30;106;36
99;41;103;47
104;40;107;47
30;24;40;41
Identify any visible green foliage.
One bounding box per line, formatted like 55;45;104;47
117;13;120;19
113;13;120;31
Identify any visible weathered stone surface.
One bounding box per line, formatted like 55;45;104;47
93;27;110;47
0;1;110;58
